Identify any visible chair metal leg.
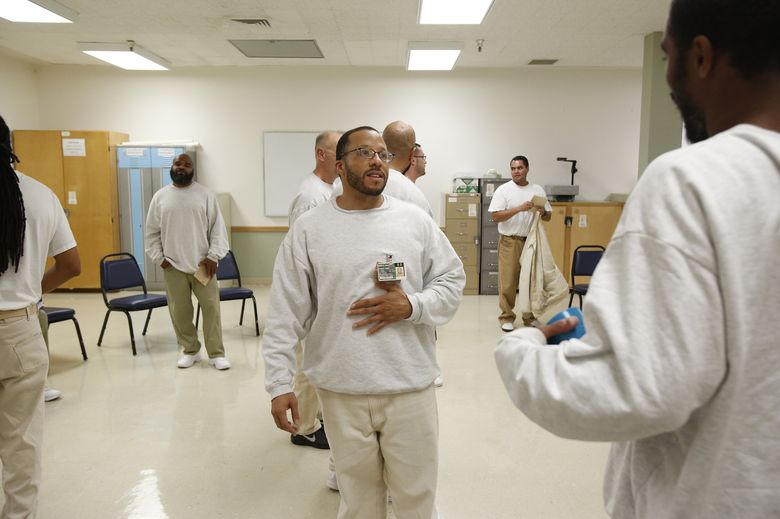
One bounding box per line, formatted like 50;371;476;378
142;309;153;335
195;303;201;329
239;300;246;325
251;296;260;336
71;317;87;360
97;309;111;346
123;310;137;356
568;292;574;308
577;294;583;308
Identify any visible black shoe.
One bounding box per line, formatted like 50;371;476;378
291;425;330;449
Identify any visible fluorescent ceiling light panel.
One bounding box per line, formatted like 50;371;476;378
419;0;494;25
0;0;77;23
408;50;461;71
79;42;170;71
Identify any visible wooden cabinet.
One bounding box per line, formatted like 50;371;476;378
12;130;129;289
443;193;480;295
542;202;623;284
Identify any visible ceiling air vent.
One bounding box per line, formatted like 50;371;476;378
229;39;324;59
230;18;272;28
528;59;559;65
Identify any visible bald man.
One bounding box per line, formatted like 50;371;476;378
146;153;231;370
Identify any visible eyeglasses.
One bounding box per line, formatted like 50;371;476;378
413;155;427;161
342;147;395;164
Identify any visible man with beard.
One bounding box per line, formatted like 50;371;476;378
263;126;465;518
494;0;780;518
488;155;551;332
145;153;230;369
334;121;433;217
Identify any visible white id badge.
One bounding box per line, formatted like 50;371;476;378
376;261;407;282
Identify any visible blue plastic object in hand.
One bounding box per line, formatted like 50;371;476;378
546;307;585;345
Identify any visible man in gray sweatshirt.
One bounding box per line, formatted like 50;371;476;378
495;0;780;518
263;126;465;519
146;153;230;370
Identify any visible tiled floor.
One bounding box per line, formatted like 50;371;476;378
2;287;609;518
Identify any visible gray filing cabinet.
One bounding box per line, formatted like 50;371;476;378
479;178;508;294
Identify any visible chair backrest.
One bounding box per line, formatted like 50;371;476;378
216;250;241;285
571;245;605;284
99;253;147;303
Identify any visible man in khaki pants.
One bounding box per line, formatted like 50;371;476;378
287;130;342;452
145;153;230;370
263;127;465;518
0;114;81;519
488;155;551;332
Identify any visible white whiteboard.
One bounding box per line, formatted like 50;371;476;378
263;131;319;217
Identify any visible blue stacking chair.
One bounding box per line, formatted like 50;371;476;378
43;306;88;360
568;245;606;308
97;253;168;356
196;250;260;336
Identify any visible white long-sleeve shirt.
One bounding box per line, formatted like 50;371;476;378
494;124;780;519
145;182;229;273
263;195;465;398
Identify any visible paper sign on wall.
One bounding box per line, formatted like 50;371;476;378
62;138;86;157
578;214;588;227
67;191;77;205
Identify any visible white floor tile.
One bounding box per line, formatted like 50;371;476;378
1;288;609;519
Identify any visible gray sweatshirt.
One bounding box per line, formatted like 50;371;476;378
263;195;465;398
145;182;229;273
495;125;780;519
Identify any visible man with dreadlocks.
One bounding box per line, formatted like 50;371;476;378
0;115;81;518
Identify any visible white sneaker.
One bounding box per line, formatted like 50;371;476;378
209;357;231;370
434;376;444;388
501;322;514;332
44;387;62;402
177;352;202;368
326;470;339;491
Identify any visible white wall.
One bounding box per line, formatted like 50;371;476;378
0;51;41;132
31;64;641;226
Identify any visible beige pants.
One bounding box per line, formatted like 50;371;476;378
294;342;322;436
0;310;48;519
317;386;439;519
498;235;534;325
163;267;224;358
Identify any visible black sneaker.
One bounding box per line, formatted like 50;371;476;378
291;425;330;449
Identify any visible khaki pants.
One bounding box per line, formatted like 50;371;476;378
0;310;48;519
163;268;224;358
294;342;322;436
497;235;534;325
318;386;439;519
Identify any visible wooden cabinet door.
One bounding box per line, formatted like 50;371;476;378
11;131;65;204
12;130;127;289
566;203;623;285
60;131;126;288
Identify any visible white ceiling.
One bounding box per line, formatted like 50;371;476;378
0;0;673;69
